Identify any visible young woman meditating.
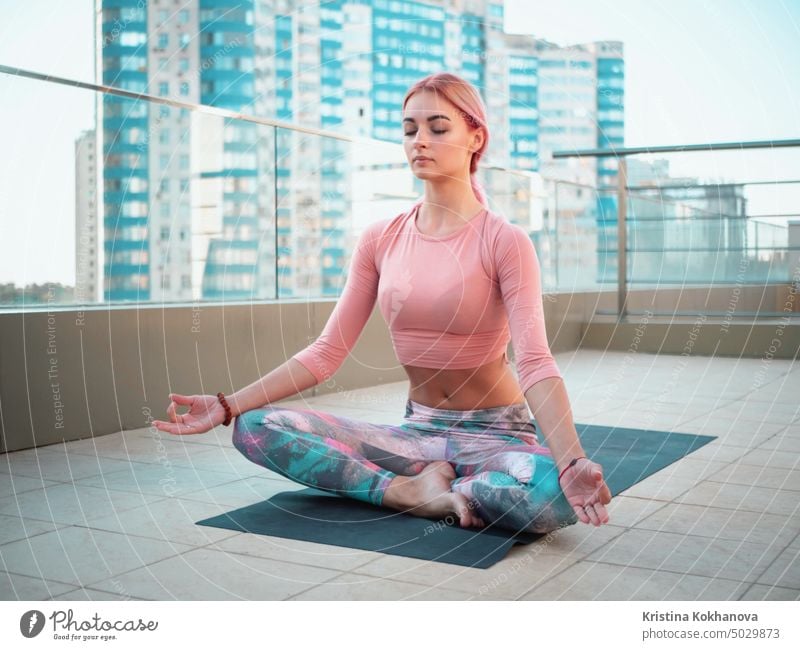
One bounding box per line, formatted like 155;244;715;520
152;72;612;533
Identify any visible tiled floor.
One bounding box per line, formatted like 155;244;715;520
1;350;799;600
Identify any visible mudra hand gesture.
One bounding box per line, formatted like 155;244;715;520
559;457;612;526
151;393;227;435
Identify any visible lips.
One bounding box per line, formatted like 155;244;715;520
414;157;432;162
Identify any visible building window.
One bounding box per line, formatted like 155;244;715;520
180;82;190;96
158;33;168;49
159;81;169;96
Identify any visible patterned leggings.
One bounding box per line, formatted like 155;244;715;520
231;398;579;534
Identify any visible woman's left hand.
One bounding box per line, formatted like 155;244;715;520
558;457;612;526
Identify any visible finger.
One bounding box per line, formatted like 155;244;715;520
153;420;178;435
601;483;612;504
574;505;590;524
584;505;600;526
171;421;198;435
167;401;177;423
593;503;610;524
169;393;193;405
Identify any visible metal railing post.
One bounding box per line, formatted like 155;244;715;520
618;156;628;319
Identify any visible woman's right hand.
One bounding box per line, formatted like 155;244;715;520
151;393;229;435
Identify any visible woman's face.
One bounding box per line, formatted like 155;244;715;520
402;89;484;183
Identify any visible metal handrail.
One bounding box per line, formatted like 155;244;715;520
550;137;800;318
552;139;800;157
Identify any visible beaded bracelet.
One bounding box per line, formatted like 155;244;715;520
557;456;588;483
216;392;232;426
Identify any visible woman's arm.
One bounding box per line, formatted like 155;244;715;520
494;222;580;473
227;219;385;417
524;376;586;473
225;357;318;418
495;222;610;525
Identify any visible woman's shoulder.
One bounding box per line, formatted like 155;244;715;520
362;202;417;240
482;207;529;245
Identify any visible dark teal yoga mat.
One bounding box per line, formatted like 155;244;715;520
197;423;716;569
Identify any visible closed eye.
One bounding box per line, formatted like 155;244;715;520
404;129;447;136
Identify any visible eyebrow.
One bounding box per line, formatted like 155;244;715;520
402;114;452;124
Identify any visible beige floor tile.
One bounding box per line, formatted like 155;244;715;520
72;463;241;499
288;572;474;600
720;401;800;426
706;463;800;491
571;400;621;419
0;446;149;483
676;481;800;517
0;473;59;496
209;533;382;572
678;441;748;463
577;410;709;431
60;429;194;460
521;561;748;600
86;547;342;600
604;495;668;528
674;416;785;447
746;381;800;407
47;586;149;601
740;583;800;600
620;473;703;501
350;545;579;599
512;520;627;560
164;444;275;477
0;514;67;546
754;546;800;590
757;434;800;453
81;497;243;547
736;448;800;470
635;502;800;547
583;527;781;583
0;525;193;586
649;457;730;482
0;483;167;526
0;572;78;600
178;474;303;508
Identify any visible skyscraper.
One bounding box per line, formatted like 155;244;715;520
96;0;624;302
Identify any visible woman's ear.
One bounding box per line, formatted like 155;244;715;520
470;128;485;153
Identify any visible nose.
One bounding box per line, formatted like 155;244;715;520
412;129;429;148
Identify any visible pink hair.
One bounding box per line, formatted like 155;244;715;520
402;72;490;207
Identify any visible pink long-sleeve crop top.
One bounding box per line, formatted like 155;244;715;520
290;200;562;395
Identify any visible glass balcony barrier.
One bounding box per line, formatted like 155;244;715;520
0;65;543;310
551;142;800;318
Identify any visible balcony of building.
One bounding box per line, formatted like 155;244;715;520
1;65;799;601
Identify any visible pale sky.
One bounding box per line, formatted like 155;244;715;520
0;0;798;287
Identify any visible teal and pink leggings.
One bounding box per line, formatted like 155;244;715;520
231;398;578;534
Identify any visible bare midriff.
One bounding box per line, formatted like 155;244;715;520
404;352;526;410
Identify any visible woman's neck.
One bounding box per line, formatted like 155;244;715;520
419;181;484;226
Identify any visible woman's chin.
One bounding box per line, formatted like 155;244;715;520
411;168;440;180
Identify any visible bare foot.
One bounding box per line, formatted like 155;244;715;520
383;461;485;529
